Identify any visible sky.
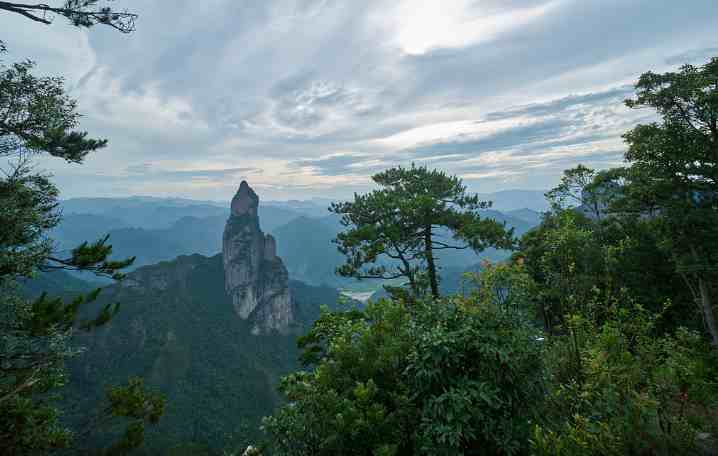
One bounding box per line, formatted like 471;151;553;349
1;0;717;201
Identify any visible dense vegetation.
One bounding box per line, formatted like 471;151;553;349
261;58;718;455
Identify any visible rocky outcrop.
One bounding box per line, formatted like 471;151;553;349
222;181;294;334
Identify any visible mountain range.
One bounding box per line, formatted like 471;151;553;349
54;195;544;288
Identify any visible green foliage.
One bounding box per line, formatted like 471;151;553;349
532;299;718;456
56;254;342;453
473;261;537;314
263;270;545;455
616;57;718;349
0;58;107;162
0;162;59;278
0;283;75;453
517;183;696;334
0;44;136;453
331;164;514;299
98;377;165;455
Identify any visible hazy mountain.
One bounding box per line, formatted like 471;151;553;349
477;190;549;212
18;270;95;298
271;216;345;287
51;213;130;247
505;208;544;226
263;198;333;218
60;197;304;232
51;197;542;289
51;206;306;274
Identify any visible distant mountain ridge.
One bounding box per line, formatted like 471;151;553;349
54;194;546;288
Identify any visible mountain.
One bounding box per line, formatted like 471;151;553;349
64;254;342;453
477;190;549;212
51;213;130;247
50;207;302;274
52;197;542;290
18;270;94;298
271;216;345;287
60;183;351;452
263;198;333;218
505;208;544;226
61;198;227;230
270;208;540;287
59;197;303;232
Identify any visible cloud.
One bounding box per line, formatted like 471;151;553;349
124;164;262;182
391;0;557;55
665;47;718;65
1;0;717;200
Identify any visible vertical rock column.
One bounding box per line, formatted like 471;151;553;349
222;181;294;334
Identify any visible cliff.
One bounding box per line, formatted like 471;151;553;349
222;181;294;334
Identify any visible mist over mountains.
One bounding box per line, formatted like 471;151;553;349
53;191;545;288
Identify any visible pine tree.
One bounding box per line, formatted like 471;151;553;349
331;164;515;299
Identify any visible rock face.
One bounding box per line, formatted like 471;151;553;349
223;181;294;334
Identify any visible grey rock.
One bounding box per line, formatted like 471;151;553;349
223;181;294;334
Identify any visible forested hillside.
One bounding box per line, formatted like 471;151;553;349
61;254;347;453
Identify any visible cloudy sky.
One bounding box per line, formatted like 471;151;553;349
2;0;717;201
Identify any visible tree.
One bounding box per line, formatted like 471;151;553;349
616;57;718;349
0;0;136;33
545;165;598;211
0;54;134;281
0;44;138;452
545;165;622;220
330;164;514;299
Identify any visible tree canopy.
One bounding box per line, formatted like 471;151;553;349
616;58;718;349
331;164;514;299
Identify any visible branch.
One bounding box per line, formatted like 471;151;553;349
355;271;405;280
432;240;469;250
0;371;41;404
0;2;50;23
0;1;137;33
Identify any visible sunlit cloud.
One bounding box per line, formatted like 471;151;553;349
393;0;558;55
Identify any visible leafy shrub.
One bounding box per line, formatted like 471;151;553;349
263;277;546;455
532;299;718;456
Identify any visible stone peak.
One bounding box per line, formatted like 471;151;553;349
230;181;259;216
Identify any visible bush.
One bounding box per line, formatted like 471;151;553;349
263;282;546;455
532;299;718;456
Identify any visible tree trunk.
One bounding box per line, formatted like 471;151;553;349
689;244;718;350
424;226;439;299
697;276;718;350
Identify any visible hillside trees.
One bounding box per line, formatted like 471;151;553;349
330;165;514;299
262;57;718;456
